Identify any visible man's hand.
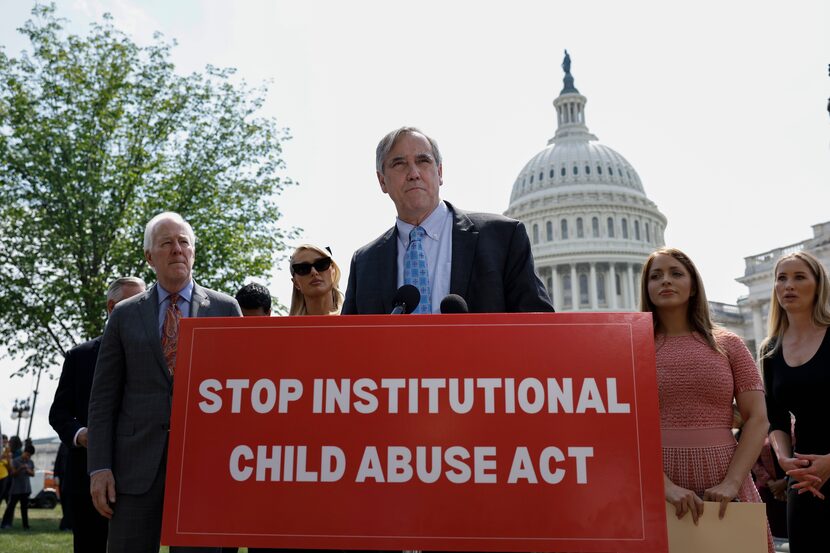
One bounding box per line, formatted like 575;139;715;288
90;470;116;519
76;428;88;448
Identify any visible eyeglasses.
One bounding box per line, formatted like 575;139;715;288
291;257;333;276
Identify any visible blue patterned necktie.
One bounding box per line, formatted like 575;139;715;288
404;226;432;314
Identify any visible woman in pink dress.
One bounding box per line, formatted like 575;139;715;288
640;248;772;551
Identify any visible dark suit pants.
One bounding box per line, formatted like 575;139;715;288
68;491;108;553
108;458;219;553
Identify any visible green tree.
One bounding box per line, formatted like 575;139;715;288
0;4;297;376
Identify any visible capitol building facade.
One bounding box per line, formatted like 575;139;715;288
505;53;666;311
505;53;829;356
713;222;830;353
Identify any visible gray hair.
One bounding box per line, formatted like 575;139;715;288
375;126;442;173
143;212;196;253
106;276;147;302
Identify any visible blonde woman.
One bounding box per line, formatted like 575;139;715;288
762;251;830;551
288;244;344;316
641;248;772;552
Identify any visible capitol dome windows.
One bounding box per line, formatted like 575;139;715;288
634;220;641;241
573;165;578;175
533;223;539;244
585;165;591;175
539;172;544;182
607;217;615;238
645;222;651;243
576;217;584;238
561;219;569;239
561;167;566;177
592;217;599;237
546;221;553;241
622;219;629;239
597;165;602;175
550;169;555;179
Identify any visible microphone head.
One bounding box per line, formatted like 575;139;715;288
440;294;469;314
394;284;421;314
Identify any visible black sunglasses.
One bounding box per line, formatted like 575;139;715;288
291;257;333;276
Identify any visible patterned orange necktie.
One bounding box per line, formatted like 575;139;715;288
161;293;182;375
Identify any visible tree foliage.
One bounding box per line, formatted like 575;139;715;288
0;4;297;375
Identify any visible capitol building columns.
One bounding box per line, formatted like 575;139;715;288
536;261;643;311
750;302;765;351
588;264;598;310
569;265;578;311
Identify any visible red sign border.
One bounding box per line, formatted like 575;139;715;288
162;312;665;551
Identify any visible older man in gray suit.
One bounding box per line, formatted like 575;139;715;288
87;212;242;553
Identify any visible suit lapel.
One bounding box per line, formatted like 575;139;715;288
377;226;398;314
448;202;478;299
138;285;171;384
191;282;210;318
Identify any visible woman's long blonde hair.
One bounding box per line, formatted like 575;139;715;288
761;251;830;357
639;247;723;353
288;244;344;316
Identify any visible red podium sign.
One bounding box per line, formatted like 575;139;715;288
161;313;667;552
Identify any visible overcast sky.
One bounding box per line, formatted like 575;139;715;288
1;0;828;439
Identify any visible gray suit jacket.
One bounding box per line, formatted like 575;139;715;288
87;282;241;495
342;202;554;314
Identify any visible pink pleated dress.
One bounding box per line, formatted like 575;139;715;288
656;330;773;553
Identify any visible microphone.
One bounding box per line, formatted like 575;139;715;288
440;294;469;314
390;284;421;315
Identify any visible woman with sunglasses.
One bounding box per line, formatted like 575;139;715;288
762;251;830;551
640;248;772;552
228;246;345;553
289;244;344;316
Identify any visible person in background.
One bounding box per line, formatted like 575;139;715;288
640;247;772;553
762;251;830;551
289;244;344;316
222;248;344;553
753;436;789;539
7;436;22;459
0;435;10;511
50;276;146;552
2;434;24;515
0;442;35;530
235;282;272;317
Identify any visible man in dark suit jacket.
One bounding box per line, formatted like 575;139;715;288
343;126;553;315
88;212;242;553
49;276;146;552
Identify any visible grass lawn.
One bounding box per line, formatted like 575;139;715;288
0;503;71;552
0;503;251;552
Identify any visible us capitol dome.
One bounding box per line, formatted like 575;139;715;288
505;51;667;311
